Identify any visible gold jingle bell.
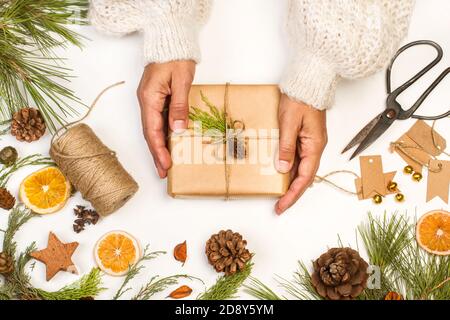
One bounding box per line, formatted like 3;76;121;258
387;181;398;192
373;194;383;204
403;165;414;174
412;172;423;182
395;193;405;202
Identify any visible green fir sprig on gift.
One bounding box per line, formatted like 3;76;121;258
245;213;450;300
197;261;253;300
0;0;89;132
0;206;104;300
189;91;231;137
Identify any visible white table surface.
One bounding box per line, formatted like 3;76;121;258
1;0;449;300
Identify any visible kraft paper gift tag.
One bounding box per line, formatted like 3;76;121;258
394;120;446;173
354;155;397;200
427;160;450;204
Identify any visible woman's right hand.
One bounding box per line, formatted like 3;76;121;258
137;60;196;178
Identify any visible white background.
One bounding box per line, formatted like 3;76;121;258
1;0;449;300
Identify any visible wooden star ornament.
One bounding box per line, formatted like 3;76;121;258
30;232;79;281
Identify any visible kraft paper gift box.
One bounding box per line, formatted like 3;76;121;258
167;84;290;198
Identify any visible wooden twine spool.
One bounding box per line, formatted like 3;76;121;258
50;82;138;216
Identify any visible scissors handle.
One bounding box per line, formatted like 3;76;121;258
386;40;450;120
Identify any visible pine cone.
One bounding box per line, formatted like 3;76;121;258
0;251;14;275
311;248;369;300
205;230;252;276
11;107;46;142
0;187;15;210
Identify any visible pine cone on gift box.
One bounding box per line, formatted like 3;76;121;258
11;107;46;142
206;230;252;276
311;247;369;300
0;252;14;275
0;187;15;210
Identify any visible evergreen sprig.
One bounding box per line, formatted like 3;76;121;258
113;245;166;300
0;0;89;132
132;275;201;300
189;91;230;138
0;154;53;187
197;261;253;300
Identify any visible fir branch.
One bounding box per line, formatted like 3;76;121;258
0;154;53;187
197;261;253;300
189;91;230;137
0;0;89;131
244;277;283;300
2;206;36;257
113;245;166;300
132;275;202;300
35;268;104;300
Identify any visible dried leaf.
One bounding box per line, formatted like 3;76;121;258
174;241;187;265
168;285;192;299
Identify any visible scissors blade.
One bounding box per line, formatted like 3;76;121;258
349;115;395;160
342;114;382;154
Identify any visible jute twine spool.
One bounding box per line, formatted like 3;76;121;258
50;82;138;217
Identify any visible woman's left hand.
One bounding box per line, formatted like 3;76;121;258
275;95;328;215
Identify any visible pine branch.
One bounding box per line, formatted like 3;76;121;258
0;154;53;187
0;0;89;131
197;261;253;300
244;277;283;300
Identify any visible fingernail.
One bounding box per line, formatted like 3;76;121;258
173;120;186;134
276;160;290;173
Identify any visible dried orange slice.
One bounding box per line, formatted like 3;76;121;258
416;210;450;256
19;167;71;214
94;231;141;276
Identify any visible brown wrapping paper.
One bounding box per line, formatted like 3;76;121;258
167;85;290;198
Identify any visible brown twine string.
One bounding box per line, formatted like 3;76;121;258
49;81;139;217
314;171;361;196
224;82;231;200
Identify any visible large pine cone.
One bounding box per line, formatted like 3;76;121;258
11;108;46;142
206;230;252;276
0;252;14;275
311;248;369;300
0;187;15;210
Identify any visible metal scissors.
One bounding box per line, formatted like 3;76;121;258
342;40;450;160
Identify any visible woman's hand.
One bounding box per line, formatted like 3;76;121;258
275;95;327;215
137;60;196;178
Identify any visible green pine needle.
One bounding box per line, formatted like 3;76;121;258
0;0;89;132
197;261;253;300
0;154;54;187
132;275;202;300
244;277;283;300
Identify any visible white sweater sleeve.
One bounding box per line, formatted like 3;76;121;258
280;0;415;110
89;0;212;64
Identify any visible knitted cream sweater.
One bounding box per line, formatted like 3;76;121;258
89;0;415;110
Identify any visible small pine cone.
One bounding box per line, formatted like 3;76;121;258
11;107;46;142
311;248;369;300
205;230;252;276
0;187;15;210
0;251;14;275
